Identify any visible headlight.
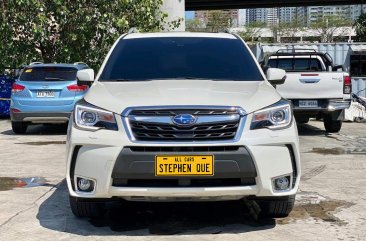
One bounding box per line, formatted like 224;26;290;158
250;100;292;130
74;103;118;131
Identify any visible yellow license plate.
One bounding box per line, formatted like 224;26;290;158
155;155;214;176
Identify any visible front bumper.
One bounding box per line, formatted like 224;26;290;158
11;112;71;123
66;113;301;201
292;99;351;112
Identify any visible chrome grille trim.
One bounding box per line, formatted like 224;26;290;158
121;106;246;143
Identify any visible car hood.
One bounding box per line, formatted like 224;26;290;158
84;80;281;115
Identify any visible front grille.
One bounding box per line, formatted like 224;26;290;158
128;146;241;152
126;107;243;142
130;120;239;141
129;109;239;116
112;178;256;188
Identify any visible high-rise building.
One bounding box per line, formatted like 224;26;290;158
350;4;366;21
279;7;297;23
297;5;365;26
245;8;278;26
244;5;365;27
195;10;239;27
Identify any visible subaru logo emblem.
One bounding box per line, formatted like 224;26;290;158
172;114;197;126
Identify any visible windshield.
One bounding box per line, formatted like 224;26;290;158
19;67;77;81
99;37;264;81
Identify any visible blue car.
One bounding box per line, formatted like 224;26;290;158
10;63;90;134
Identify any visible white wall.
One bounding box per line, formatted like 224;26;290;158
160;0;186;31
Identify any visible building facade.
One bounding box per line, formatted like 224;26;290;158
195;10;239;27
245;8;278;26
244;4;365;27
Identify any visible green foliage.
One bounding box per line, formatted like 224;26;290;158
186;19;202;32
239;22;266;43
205;10;233;32
310;14;352;43
0;0;171;71
355;12;366;42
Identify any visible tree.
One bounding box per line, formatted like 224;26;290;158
310;15;352;43
186;19;202;32
238;22;266;43
276;16;305;43
355;12;366;42
0;0;176;71
205;10;232;32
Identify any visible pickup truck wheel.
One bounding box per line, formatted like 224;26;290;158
256;195;295;218
11;121;28;134
69;196;104;218
324;116;342;133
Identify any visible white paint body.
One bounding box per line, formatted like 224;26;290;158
66;32;300;201
269;55;350;101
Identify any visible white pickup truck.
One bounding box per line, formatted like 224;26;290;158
263;50;351;132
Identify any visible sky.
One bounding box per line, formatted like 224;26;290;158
185;11;194;20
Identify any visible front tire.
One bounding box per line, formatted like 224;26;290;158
324;115;342;133
11;121;28;134
256;195;295;218
69;196;105;218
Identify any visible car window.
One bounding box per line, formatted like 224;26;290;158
277;59;293;71
99;37;264;81
268;58;323;72
294;59;309;71
19;67;77;81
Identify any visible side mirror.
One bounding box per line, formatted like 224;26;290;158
77;69;94;87
332;65;345;72
266;68;286;86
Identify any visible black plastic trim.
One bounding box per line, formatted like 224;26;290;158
286;144;298;188
70;145;82;191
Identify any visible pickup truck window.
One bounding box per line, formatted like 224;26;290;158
100;37;264;82
268;58;323;72
350;54;366;77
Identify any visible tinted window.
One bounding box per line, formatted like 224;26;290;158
294;59;309;70
277;59;293;71
268;58;323;72
100;37;264;81
20;67;77;81
351;55;366;77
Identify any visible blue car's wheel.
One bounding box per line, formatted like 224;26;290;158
11;121;28;134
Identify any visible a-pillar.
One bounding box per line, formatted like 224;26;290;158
160;0;186;31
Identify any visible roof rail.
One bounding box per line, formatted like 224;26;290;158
29;62;43;66
128;27;139;34
223;28;232;34
74;62;88;66
276;49;317;53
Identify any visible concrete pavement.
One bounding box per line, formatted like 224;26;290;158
0;119;365;241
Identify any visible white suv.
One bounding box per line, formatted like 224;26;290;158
66;32;301;218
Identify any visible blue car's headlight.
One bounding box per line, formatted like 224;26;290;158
74;103;118;131
250;100;293;130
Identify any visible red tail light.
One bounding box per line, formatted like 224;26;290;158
12;83;25;93
67;84;89;92
11;108;21;113
343;76;352;94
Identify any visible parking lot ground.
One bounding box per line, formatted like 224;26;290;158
0;119;366;241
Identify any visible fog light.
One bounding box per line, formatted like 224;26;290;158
77;178;95;192
274;176;290;191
